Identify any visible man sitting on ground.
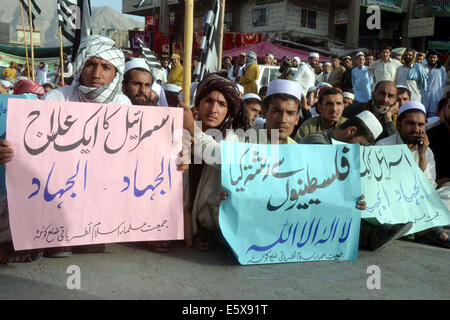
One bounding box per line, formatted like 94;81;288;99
397;85;411;108
294;87;347;143
376;101;449;248
343;80;399;141
242;93;262;127
302;111;413;251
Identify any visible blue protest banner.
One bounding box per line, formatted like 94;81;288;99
219;141;362;265
0;94;38;195
360;145;450;234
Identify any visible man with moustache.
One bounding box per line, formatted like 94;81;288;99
377;101;449;248
294;87;348;142
123;58;154;105
395;48;428;103
422;50;446;116
327;55;346;88
0;35;131;261
228;52;246;82
122;58;168;106
343;80;399;141
261;79;302;144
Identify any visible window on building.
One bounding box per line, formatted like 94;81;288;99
252;8;268;27
194;16;203;32
301;8;317;29
301;9;307;28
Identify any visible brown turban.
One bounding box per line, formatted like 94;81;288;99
194;73;249;135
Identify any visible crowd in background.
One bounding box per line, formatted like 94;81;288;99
0;36;449;263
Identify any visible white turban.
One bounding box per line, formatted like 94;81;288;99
73;35;125;104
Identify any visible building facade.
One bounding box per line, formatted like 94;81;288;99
122;0;449;53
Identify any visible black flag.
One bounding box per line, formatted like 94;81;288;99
20;0;41;27
57;0;92;60
192;0;222;82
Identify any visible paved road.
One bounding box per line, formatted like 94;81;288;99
0;232;448;300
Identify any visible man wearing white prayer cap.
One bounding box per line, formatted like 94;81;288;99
43;35;131;105
293;54;316;97
236;83;244;97
314;62;324;84
376;101;449;247
261;79;302;144
123;58;155;105
316;82;332;89
0;80;12;94
395;84;411;108
242;93;262;126
320;62;332;83
164;83;182;107
302;110;413;251
302;110;382;145
343;91;354;107
292;57;301;68
377;101;433;181
123;58;168;106
308;52;320;70
264;53;275;66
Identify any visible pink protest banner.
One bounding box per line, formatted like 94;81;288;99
6;99;184;250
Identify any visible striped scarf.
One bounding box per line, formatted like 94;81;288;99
73;35;125;103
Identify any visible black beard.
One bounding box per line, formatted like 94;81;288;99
132;97;149;105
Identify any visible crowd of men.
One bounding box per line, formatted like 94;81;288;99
0;35;449;263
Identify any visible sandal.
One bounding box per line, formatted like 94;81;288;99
370;222;413;251
414;227;450;249
193;227;216;252
147;241;170;253
193;240;216;251
43;246;72;258
72;244;106;254
8;249;44;263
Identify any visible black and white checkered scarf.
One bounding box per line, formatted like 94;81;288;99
73;35;125;103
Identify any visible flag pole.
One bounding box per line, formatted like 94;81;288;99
59;26;65;86
183;0;194;247
183;0;193;106
217;0;225;71
27;0;35;81
19;1;31;78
